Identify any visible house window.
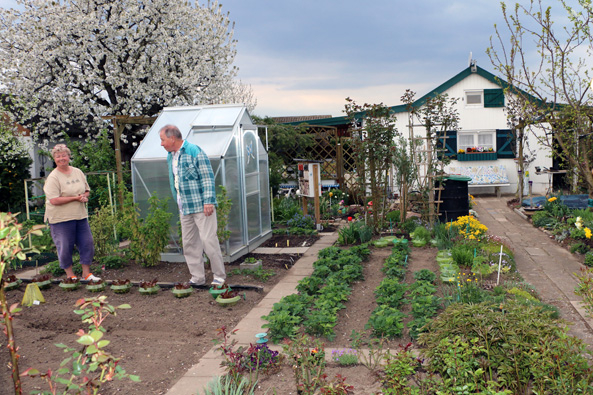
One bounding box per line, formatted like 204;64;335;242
465;91;483;106
457;130;495;151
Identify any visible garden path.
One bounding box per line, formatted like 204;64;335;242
475;196;593;346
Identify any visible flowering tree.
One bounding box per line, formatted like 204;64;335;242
0;0;252;143
0;120;32;212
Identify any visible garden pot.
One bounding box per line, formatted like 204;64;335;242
172;287;193;298
255;332;269;344
139;285;160;295
111;283;132;294
59;281;80;291
240;260;262;270
209;286;231;300
215;295;241;307
3;279;22;291
86;283;106;293
33;279;52;290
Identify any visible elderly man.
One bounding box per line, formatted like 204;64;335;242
159;124;226;286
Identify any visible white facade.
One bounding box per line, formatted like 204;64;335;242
389;67;553;196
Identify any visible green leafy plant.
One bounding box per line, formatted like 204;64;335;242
89;205;119;258
366;305;406;338
230;266;275;282
98;255;126;270
127;195;172;267
216;186;232;244
337;220;373;245
318;373;354;395
282;334;327;395
381;343;423;395
331;348;358;366
0;212;44;393
349;330;390;371
22;296;139;394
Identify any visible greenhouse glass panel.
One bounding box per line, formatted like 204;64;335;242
131;104;271;262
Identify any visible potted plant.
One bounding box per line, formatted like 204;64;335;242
215;288;241;307
209;282;230;299
86;279;106;293
111;279;132;294
59;276;80;291
240;256;262;270
32;273;52;290
139;278;160;295
3;274;22;291
171;282;193;298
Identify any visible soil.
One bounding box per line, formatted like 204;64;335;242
0;231;533;394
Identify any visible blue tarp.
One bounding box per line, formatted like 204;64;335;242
522;194;589;209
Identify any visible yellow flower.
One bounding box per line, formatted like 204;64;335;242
586;228;592;239
548;197;557;202
329;192;333;197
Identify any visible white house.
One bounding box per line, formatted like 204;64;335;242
285;64;556;197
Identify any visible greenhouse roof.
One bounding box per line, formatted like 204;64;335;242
132;104;251;160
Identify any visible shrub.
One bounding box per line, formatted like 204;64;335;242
532;211;556;228
385;210;401;226
451;244;474;267
286;212;316;230
585;251;593;267
0;127;32;212
571;242;589;255
337;220;373;245
98;255;126;270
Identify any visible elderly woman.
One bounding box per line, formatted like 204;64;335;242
43;144;100;281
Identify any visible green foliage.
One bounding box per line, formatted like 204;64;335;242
451;243;475;267
413;269;436;283
374;279;408;308
385;210;401;226
272;197;302;224
401;217;421;235
418;301;592;394
286;212;316;230
0;124;32;212
127;195;172;267
432;221;459;250
229;266;275;282
381;344;423;395
253;116;314;191
344;99;399;232
216;186;232;243
411;226;431;243
585;251;593;267
22;296;138;393
89;205;119;258
543;198;571;219
337;220;373;245
531;210;556;228
98;255;126;270
199;375;255;395
366;305;406;338
330;349;358;366
571;242;589;254
281;334;326;395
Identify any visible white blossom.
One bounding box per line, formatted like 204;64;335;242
0;0;255;143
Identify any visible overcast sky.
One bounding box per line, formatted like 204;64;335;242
0;0;583;118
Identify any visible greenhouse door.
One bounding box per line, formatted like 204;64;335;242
242;128;262;243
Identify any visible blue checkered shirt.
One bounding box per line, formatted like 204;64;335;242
167;141;217;215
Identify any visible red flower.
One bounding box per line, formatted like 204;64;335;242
347;216;353;221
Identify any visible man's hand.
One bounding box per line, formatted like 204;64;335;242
204;204;214;216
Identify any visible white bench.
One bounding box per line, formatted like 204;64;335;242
448;165;510;198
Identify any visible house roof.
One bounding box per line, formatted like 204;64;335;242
271;115;332;124
281;65;514;127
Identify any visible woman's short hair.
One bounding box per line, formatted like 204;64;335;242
160;125;183;140
51;144;71;157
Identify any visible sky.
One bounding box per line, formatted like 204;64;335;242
0;0;582;118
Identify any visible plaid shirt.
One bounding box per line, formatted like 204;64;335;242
167;140;217;215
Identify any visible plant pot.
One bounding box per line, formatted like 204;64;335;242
172;288;193;298
139;285;160;295
59;282;80;291
33;279;52;290
111;283;132;294
86;283;106;293
240;260;262;270
209;286;231;300
215;295;241;307
3;279;22;291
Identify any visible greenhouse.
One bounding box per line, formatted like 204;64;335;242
131;104;272;262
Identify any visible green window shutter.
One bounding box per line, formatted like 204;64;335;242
484;89;505;107
496;129;515;158
437;130;457;158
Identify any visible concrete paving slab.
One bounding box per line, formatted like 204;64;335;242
524;247;548;256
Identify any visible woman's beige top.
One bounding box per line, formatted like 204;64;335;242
43;167;90;224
